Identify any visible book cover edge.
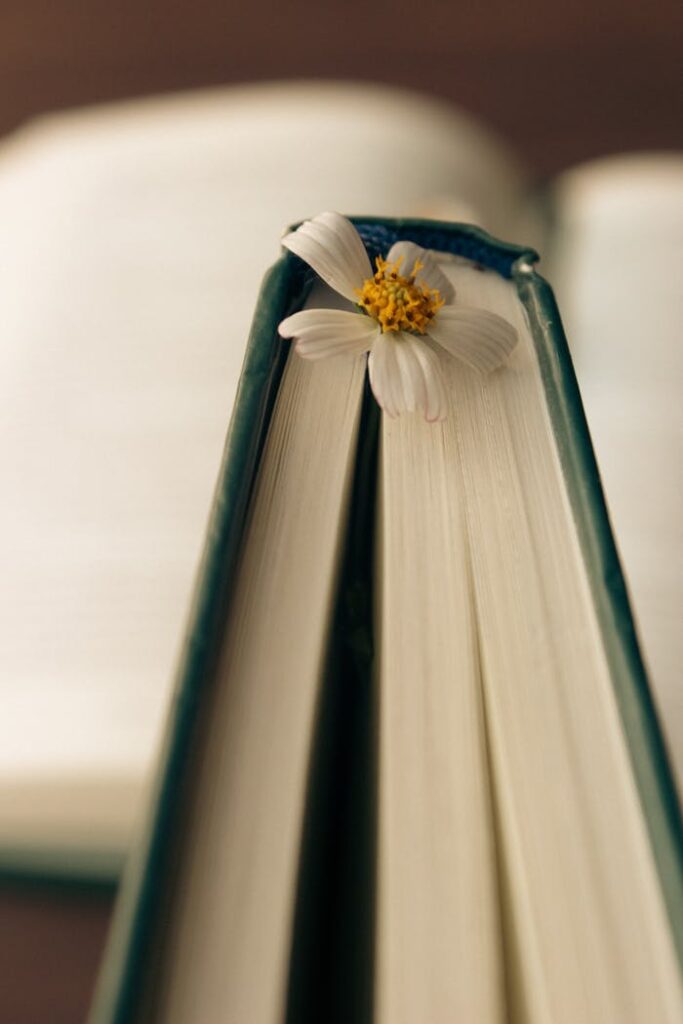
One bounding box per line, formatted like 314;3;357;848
513;254;683;961
88;253;302;1023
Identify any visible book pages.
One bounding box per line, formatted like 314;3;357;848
377;411;506;1021
152;345;365;1024
440;263;681;1022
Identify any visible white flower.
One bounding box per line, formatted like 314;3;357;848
277;212;518;421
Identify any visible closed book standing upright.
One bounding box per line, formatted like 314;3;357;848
90;217;683;1024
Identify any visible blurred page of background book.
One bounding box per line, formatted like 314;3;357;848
0;80;680;877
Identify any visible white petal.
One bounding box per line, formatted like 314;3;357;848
278;308;378;360
403;335;448;421
392;338;420;413
282;212;372;302
427;307;518;373
368;333;447;421
315;212;374;281
385;240;455;303
368;333;399;417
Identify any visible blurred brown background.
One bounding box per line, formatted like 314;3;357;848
0;1;681;1022
2;0;683;172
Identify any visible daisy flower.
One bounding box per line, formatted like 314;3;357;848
277;212;518;421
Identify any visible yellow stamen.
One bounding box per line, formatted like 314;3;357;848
355;255;443;334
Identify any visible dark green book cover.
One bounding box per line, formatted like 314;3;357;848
89;218;683;1023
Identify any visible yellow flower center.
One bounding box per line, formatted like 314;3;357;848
355;255;444;334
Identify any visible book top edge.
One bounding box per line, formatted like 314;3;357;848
285;215;538;280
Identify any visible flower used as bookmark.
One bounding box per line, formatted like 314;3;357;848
277;212;518;421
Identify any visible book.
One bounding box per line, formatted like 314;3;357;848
90;215;683;1023
0;81;681;879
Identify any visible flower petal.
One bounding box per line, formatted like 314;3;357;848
278;308;378;360
368;333;447;421
385;240;455;304
391;337;420;414
427;307;518;373
368;333;398;417
404;335;449;421
315;212;374;281
282;212;373;303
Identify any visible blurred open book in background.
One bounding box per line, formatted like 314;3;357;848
0;81;680;877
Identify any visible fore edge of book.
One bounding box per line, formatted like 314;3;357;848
513;254;683;966
88;251;305;1024
88;220;683;1023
